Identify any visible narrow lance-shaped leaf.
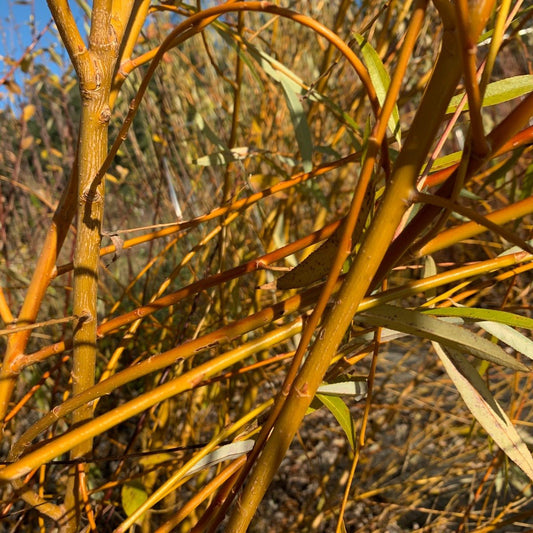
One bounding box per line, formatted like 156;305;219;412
215;25;362;140
216;27;315;173
163;158;183;220
315;393;357;451
317;379;368;400
477;321;533;361
432;343;533;482
280;76;314;173
447;75;533;114
182;440;254;477
423;307;533;330
353;33;401;145
357;305;529;371
192;107;227;150
276;184;374;289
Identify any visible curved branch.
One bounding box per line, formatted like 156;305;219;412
46;0;91;79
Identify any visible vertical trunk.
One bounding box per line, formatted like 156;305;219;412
71;95;109;438
61;8;117;529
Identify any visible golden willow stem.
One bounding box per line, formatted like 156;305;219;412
0;287;13;324
90;1;382;203
13;141;533;372
109;1;149;99
414;192;533;255
61;2;120;529
46;0;91;78
18;219;342;369
0;163;77;421
453;0;494;157
6;252;533;525
420;196;533;256
374;92;533;288
116;400;274;533
0;1;148;423
209;1;430;528
48;124;532;279
480;0;512;93
223;3;467;529
153;456;247;533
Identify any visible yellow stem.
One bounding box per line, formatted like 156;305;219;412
225;8;463;530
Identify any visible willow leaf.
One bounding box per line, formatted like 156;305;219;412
317;379;368;400
316;393;357;451
353;33;401;145
358;305;528;371
183;440;254;477
423;307;533;330
447;75;533;114
433;343;533;482
280;77;313;172
477;321;533;361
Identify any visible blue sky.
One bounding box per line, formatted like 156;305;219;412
0;1;86;108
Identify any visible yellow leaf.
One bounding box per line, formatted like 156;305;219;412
22;105;36;122
21;136;34;150
104;173;118;183
139;452;174;467
3;79;21;95
121;481;148;524
28;73;45;85
65;79;77;93
152;134;166;145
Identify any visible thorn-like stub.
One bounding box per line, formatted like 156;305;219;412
77;310;93;324
99;105;111;124
406;187;418;205
295;382;310;397
80;188;103;204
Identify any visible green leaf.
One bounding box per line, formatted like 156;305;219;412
432;343;533;482
447;75;533;114
431;151;462;172
191;108;226;151
121;480;148;522
358;305;529;371
353;33;401;146
315;393;357;451
423;307;533;330
279;77;314;173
